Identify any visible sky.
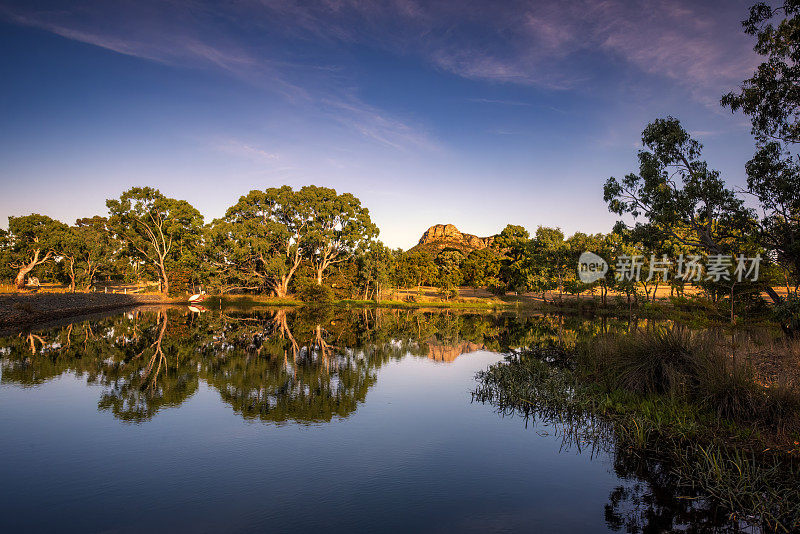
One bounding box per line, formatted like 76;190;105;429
0;0;761;249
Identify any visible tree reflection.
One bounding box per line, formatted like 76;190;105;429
0;307;635;425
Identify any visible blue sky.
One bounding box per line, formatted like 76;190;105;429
0;0;760;248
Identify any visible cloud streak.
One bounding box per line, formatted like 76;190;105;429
0;0;760;138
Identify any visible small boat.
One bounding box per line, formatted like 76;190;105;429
188;290;207;304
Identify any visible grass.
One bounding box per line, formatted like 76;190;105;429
208;294;515;311
474;329;800;531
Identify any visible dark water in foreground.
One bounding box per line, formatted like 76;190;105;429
0;307;741;533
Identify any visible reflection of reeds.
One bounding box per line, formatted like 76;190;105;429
474;331;800;532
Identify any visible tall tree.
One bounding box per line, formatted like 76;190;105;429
604;118;754;255
722;1;800;145
56;226;83;293
107;187;203;295
744;144;800;296
393;250;436;290
723;1;800;298
531;226;569;302
495;224;531;293
208;186;308;297
300;186;378;285
7;214;67;290
461;249;501;289
0;228;11;281
356;241;394;301
75;216;114;290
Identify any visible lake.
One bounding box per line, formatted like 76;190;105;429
0;307;742;532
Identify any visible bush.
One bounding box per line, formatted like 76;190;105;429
488;284;507;296
297;281;334;304
438;287;458;301
774;295;800;333
587;328;706;397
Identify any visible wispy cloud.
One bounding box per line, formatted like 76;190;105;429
214;139;280;161
466;98;532;106
322;96;440;151
1;0;760;120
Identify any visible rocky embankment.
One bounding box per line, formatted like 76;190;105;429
0;293;167;328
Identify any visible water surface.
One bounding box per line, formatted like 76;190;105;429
0;307;734;532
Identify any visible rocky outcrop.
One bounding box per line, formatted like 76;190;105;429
416;224;494;253
426;341;485;363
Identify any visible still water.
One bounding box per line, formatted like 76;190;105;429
0;307;730;533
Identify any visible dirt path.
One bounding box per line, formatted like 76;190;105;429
0;293;168;328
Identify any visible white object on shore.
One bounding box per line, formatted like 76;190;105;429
188;290;207;303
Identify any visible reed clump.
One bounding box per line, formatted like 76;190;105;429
586;329;800;441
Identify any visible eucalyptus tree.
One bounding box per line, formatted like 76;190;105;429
722;1;800;145
74;216;114;290
527;226;569;302
434;248;465;294
7;214;68;289
494;224;531;293
106;187;203;295
208;186;308;297
461;249;502;289
393;250;436;290
604;118;754;256
355;240;394;301
0;228;10;280
300;186;378;285
56;225;83;292
723;1;800;298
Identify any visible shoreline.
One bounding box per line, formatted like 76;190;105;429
0;293;170;329
0;290;777;331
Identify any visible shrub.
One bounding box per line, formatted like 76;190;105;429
297;281;334;304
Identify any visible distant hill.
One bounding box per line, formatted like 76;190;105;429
408;224;498;256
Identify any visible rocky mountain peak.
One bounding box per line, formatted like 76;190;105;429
415;224;494;254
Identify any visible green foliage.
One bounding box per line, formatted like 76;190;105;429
722;1;800;305
722;1;800;145
774;295;800;332
495;224;533;292
744;143;800;296
604;118;755;255
355;241;394;300
6;214;69;287
299;185;378;284
461;249;501;288
204;186;307;296
297;279;334;303
107;187;203;295
0;228;11;280
393;249;436;288
74;216;115;290
435;248;465;290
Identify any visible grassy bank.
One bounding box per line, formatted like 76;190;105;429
474;329;800;531
208;294;516;311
